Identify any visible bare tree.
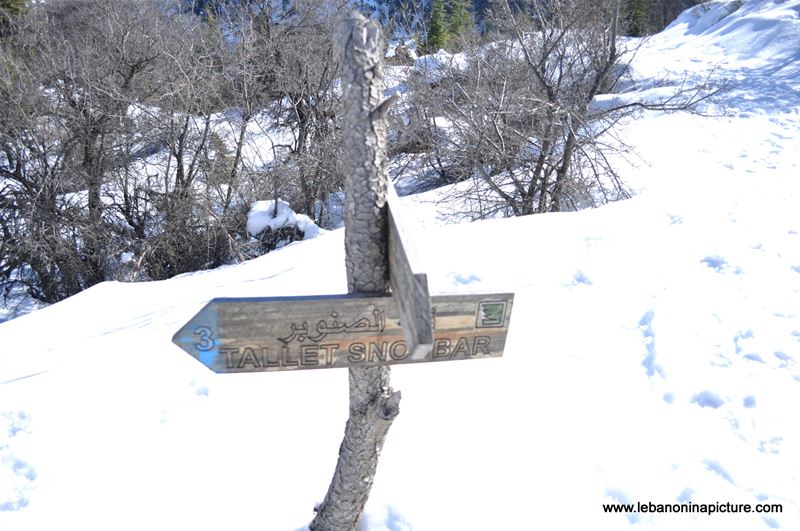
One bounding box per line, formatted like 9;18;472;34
0;0;167;301
268;0;345;222
403;0;726;218
0;0;353;303
133;7;228;278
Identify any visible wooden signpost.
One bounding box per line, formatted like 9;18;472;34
171;12;514;531
172;292;513;373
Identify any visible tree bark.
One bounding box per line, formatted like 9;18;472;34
309;12;401;531
551;126;577;213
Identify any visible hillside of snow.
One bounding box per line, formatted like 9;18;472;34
2;1;799;529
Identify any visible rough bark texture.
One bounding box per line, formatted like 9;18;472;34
309;12;401;531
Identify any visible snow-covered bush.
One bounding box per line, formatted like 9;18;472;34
242;199;323;256
386;39;418;65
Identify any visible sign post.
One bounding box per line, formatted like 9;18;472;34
171;12;513;531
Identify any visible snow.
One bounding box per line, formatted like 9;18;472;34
2;1;800;529
411;49;468;83
667;1;745;36
386;39;418;61
246;198;323;241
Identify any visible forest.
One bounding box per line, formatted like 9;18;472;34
0;0;713;304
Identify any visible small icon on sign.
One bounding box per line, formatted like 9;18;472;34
475;301;507;328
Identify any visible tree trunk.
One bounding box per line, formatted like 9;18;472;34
224;115;250;213
309;12;401;531
83;129;106;286
551;126;577;213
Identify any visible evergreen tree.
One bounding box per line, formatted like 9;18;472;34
0;0;24;15
626;0;652;37
447;0;474;45
0;0;26;37
426;0;449;52
180;0;221;20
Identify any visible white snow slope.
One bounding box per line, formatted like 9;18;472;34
1;1;799;529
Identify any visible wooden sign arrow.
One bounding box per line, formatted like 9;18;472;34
172;293;513;373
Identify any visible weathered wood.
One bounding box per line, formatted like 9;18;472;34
340;19;390;295
311;12;397;531
172;293;513;373
387;181;433;360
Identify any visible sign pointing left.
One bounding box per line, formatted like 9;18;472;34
172;293;513;373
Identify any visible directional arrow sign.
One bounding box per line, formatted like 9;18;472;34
172;293;513;373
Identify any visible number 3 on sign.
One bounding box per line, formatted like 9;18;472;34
194;326;215;351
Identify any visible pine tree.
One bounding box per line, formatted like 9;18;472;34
0;0;26;36
426;0;449;52
0;0;25;15
446;0;474;47
626;0;652;37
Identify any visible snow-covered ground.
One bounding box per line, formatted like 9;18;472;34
2;1;799;529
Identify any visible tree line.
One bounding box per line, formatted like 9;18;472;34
394;0;702;51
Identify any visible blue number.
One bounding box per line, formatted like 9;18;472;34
194;326;215;351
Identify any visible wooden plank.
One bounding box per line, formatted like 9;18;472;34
386;181;433;359
172;293;513;373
